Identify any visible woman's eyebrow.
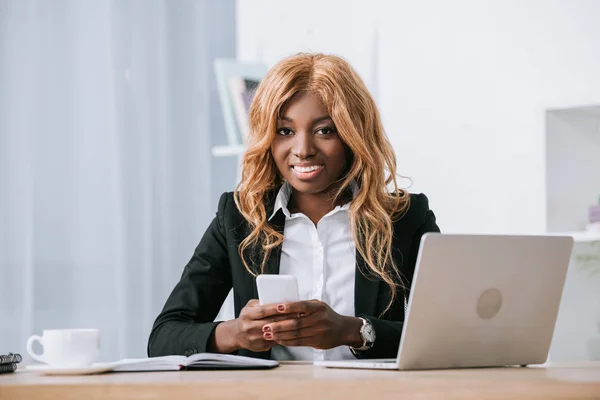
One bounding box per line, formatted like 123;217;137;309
278;115;332;123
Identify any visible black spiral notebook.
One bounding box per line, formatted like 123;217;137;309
0;353;22;374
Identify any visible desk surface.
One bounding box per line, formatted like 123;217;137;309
1;362;600;400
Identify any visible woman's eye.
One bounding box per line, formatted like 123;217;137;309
316;126;335;135
277;128;293;136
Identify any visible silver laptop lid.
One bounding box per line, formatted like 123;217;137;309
397;234;573;370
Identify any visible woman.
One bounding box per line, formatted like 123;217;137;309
148;53;440;361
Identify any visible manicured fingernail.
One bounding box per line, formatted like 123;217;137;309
263;326;271;332
277;305;285;312
264;333;272;339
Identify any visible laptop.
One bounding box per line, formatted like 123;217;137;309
315;233;573;370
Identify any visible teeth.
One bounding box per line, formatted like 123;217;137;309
293;165;322;173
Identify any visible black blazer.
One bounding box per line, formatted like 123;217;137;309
148;190;440;360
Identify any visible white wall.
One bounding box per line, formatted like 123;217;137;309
236;0;600;235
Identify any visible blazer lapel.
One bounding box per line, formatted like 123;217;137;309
247;193;286;361
354;250;380;317
264;209;285;275
251;208;285;298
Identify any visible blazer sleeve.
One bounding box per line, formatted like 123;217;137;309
354;194;440;359
147;193;233;357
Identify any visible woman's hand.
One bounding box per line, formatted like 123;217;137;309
261;300;364;349
210;299;296;353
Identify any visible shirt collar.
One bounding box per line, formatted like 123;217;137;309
267;181;359;221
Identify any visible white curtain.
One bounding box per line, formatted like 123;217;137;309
0;0;235;362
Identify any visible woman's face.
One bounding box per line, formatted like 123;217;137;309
271;92;348;195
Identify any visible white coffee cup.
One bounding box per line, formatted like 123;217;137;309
26;329;100;367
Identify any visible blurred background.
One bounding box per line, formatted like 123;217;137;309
1;0;599;363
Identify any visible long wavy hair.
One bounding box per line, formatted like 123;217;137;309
234;53;410;313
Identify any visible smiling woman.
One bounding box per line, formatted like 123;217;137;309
270;92;351;224
148;53;440;362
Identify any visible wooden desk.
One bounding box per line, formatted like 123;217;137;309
1;362;600;400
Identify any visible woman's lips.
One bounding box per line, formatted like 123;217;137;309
291;165;324;180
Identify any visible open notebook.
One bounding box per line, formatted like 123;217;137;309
110;353;279;371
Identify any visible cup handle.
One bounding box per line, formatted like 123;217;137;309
26;335;46;364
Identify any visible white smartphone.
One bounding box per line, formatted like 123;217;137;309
256;274;300;306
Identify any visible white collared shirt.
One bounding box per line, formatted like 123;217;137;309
268;182;357;361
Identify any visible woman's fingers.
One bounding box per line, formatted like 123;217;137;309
263;313;297;323
262;313;319;335
262;314;323;342
242;301;284;320
237;300;328;352
275;337;321;347
265;325;323;341
242;299;324;321
276;300;321;315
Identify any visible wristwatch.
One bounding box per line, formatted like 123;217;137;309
350;317;375;352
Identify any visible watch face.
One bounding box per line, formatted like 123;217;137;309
363;322;375;343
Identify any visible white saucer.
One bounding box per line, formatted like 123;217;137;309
25;363;115;376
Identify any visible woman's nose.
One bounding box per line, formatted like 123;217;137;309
291;131;316;160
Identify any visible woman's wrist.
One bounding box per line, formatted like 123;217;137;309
342;316;365;348
210;319;240;354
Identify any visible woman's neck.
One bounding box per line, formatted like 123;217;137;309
287;186;352;226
